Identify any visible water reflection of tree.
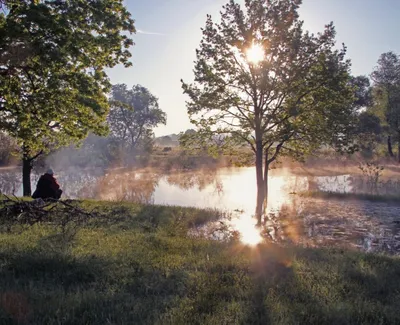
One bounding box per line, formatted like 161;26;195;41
264;195;304;243
166;169;223;194
95;170;160;204
62;174;102;199
350;175;400;196
267;195;400;254
0;171;21;195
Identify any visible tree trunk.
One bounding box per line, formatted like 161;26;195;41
255;141;264;225
398;133;400;163
263;149;269;221
388;135;394;157
22;157;33;197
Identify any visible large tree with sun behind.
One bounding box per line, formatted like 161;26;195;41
181;0;357;223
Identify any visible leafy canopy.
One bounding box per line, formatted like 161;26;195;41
371;52;400;139
0;0;135;158
108;84;167;151
181;0;356;164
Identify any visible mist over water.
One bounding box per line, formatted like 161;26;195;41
1;167;312;212
1;166;400;254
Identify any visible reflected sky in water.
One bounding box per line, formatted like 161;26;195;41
1;167;400;253
0;167;349;213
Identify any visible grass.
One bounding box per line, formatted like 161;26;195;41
0;200;400;324
300;190;400;203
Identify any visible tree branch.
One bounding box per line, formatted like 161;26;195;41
232;131;256;152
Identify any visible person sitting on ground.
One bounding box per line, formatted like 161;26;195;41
32;168;63;200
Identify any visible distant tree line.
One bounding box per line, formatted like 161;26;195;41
37;84;167;169
338;52;400;161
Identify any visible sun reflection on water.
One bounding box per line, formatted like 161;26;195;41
231;214;263;246
221;169;308;246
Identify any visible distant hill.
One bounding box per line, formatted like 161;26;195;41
155;134;180;147
155;129;196;147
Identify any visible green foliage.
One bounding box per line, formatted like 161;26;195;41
0;200;400;324
181;0;356;163
108;84;167;162
350;75;373;108
0;132;17;166
179;129;244;159
357;112;382;135
371;52;400;151
181;0;359;219
354;111;383;157
0;0;135;159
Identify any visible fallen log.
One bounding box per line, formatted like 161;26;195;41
0;194;104;230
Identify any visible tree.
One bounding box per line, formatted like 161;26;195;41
350;75;372;108
181;0;356;223
185;129;196;135
157;135;175;147
371;52;400;161
0;0;135;196
108;84;167;163
347;75;382;158
355;111;382;157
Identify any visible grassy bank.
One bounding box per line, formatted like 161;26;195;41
300;190;400;204
0;200;400;324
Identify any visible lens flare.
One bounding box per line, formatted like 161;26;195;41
231;214;263;246
246;43;264;64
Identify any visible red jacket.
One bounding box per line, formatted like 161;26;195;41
32;173;61;199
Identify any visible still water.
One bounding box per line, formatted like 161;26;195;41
1;167;400;254
0;167;321;213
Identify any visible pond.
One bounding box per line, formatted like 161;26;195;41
1;166;400;254
0;167;341;213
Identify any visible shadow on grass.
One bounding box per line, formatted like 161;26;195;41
170;244;400;324
0;233;189;324
257;246;400;324
82;201;223;233
1;224;400;324
0;250;108;324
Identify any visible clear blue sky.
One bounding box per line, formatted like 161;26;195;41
106;0;400;137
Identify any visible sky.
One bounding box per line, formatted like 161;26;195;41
106;0;400;137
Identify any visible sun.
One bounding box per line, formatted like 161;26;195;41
246;43;264;65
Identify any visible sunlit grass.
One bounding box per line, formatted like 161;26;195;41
300;190;400;203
